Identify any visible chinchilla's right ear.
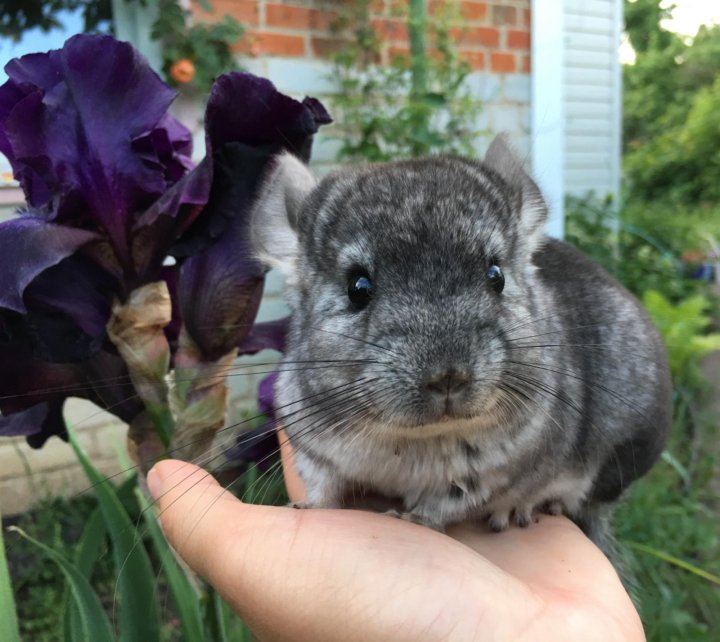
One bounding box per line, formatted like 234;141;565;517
250;152;317;280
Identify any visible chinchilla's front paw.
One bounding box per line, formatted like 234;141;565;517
488;500;567;531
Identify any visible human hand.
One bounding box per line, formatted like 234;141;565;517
148;452;644;642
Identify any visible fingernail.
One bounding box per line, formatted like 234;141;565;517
147;467;161;499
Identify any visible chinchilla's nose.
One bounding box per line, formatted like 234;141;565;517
423;369;470;398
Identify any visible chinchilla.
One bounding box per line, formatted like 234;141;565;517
248;135;672;553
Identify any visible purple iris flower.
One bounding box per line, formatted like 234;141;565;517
0;33;330;449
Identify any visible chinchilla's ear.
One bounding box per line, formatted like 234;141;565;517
250;152;317;278
484;134;547;251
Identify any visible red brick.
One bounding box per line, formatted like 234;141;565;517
454;25;499;48
387;45;410;59
522;54;531;73
507;29;530;50
490;52;516;73
254;32;306;57
491;5;516;26
372;18;408;41
311;36;350;58
460;2;487;22
193;0;259;27
523;8;531;28
461;50;485;70
265;4;337;31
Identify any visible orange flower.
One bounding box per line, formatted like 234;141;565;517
169;58;195;84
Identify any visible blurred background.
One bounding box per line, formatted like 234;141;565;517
0;1;718;640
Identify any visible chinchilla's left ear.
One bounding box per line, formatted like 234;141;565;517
249;152;317;281
484;134;548;252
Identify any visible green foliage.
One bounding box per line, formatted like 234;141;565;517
642;291;720;381
616;421;720;641
5;437;285;640
152;0;244;94
566;191;720;641
329;0;481;162
0;0;113;40
10;527;114;641
0;508;20;642
623;0;720;204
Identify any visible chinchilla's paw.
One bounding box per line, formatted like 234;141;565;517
383;509;445;532
488;505;541;531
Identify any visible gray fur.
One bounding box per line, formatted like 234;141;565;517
250;138;672;549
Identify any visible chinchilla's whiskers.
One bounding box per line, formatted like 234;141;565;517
497;379;583;479
235;383;396;508
505;322;621;344
506;341;655;361
190;375;385;474
175;383;388;550
65;362;385;499
503;370;626;485
506;359;652;426
167;378;378;500
113;378;380;596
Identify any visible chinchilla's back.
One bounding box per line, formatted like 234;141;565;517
533;239;672;536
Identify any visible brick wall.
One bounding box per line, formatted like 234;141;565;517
192;1;531;74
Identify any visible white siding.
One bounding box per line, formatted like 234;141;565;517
563;0;622;197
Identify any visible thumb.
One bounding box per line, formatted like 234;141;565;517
146;460;304;623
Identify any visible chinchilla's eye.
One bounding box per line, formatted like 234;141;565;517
486;264;505;293
348;272;374;309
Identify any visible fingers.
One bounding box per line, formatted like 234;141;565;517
146;459;537;641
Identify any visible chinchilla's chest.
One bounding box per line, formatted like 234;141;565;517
302;420;539;500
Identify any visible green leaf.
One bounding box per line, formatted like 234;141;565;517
68;429;161;642
0;509;20;642
64;476;137;642
626;541;720;585
135;487;205;642
9;526;112;642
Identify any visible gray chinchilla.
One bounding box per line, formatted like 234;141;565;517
249;135;672;553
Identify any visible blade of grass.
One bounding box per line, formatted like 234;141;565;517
626;541;720;585
0;508;21;642
134;487;206;641
9;526;112;642
68;427;161;642
64;476;137;642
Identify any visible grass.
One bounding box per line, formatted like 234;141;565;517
3;460;287;641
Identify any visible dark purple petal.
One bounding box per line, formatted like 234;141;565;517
177;145;269;361
0;402;55;437
224;420;279;471
257;372;277;417
0;34;190;261
205;72;332;161
22;254;118;338
238;318;288;355
0;217;99;313
25;401;67;448
0;401;67;448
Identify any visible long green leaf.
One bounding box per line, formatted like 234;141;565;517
626;541;720;585
64;476;138;642
135;487;205;641
68;429;161;642
9;526;112;642
0;508;20;642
